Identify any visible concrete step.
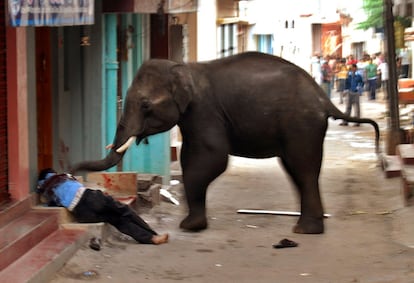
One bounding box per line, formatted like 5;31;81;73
399;164;414;206
0;196;92;283
396;144;414;165
0;228;88;283
0;197;32;228
32;205;109;240
0;210;59;271
32;205;75;224
393;144;414;206
382;155;402;178
86;172;140;195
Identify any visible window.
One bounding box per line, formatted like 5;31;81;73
217;23;237;58
257;34;273;54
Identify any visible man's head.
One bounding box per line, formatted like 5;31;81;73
38;168;57;182
36;168;59;205
351;64;358;72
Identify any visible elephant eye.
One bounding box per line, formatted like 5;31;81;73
141;100;151;113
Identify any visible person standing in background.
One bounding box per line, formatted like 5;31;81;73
321;57;333;98
377;58;389;100
328;56;337;90
365;57;378;100
346;54;358;66
311;52;322;85
399;48;410;78
340;64;364;126
336;58;349;104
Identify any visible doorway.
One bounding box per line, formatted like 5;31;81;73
36;27;53;171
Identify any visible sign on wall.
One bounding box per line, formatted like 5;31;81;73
394;21;405;49
8;0;94;27
102;0;197;14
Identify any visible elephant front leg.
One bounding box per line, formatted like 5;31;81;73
179;186;208;231
179;171;225;232
179;144;229;232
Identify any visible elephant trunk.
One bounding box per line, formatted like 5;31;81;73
70;122;140;174
70;149;125;174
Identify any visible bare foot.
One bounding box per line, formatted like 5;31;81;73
152;234;169;245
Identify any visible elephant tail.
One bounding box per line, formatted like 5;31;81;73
327;105;380;154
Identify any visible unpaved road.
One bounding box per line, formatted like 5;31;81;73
51;99;414;283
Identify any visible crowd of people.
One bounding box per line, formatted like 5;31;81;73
311;52;394;103
310;51;404;126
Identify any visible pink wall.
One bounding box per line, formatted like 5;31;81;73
7;27;30;201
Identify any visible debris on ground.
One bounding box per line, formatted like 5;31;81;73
237;209;332;218
273;238;298;249
160;186;180;205
89;237;102;251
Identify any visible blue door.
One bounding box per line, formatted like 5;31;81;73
103;14;170;183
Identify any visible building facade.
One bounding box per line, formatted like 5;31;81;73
2;0;413;208
0;0;200;206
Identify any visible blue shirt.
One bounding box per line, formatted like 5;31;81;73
38;173;83;208
345;71;364;93
53;180;83;208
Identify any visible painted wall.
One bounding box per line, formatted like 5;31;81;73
6;27;30;200
197;0;217;61
26;27;38;190
173;12;197;62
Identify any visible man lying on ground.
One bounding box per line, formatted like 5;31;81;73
37;168;169;245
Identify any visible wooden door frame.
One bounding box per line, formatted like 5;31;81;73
36;27;53;171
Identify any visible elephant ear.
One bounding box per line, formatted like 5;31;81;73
170;64;194;113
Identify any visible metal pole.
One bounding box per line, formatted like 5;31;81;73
384;0;402;155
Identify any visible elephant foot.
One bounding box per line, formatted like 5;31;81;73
293;217;324;234
179;215;208;232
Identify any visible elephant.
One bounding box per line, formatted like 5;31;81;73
71;52;380;234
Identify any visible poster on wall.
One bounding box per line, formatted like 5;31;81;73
8;0;94;27
321;23;342;59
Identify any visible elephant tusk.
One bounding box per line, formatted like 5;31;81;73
116;136;137;153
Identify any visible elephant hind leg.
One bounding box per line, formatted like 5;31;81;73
280;149;325;234
293;214;324;234
180;214;208;232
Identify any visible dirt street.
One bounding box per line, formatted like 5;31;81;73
50;96;414;283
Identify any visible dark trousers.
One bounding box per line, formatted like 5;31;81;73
401;64;409;78
367;78;377;100
382;80;389;100
72;189;157;244
338;79;346;103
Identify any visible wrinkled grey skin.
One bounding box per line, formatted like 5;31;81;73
72;52;379;234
